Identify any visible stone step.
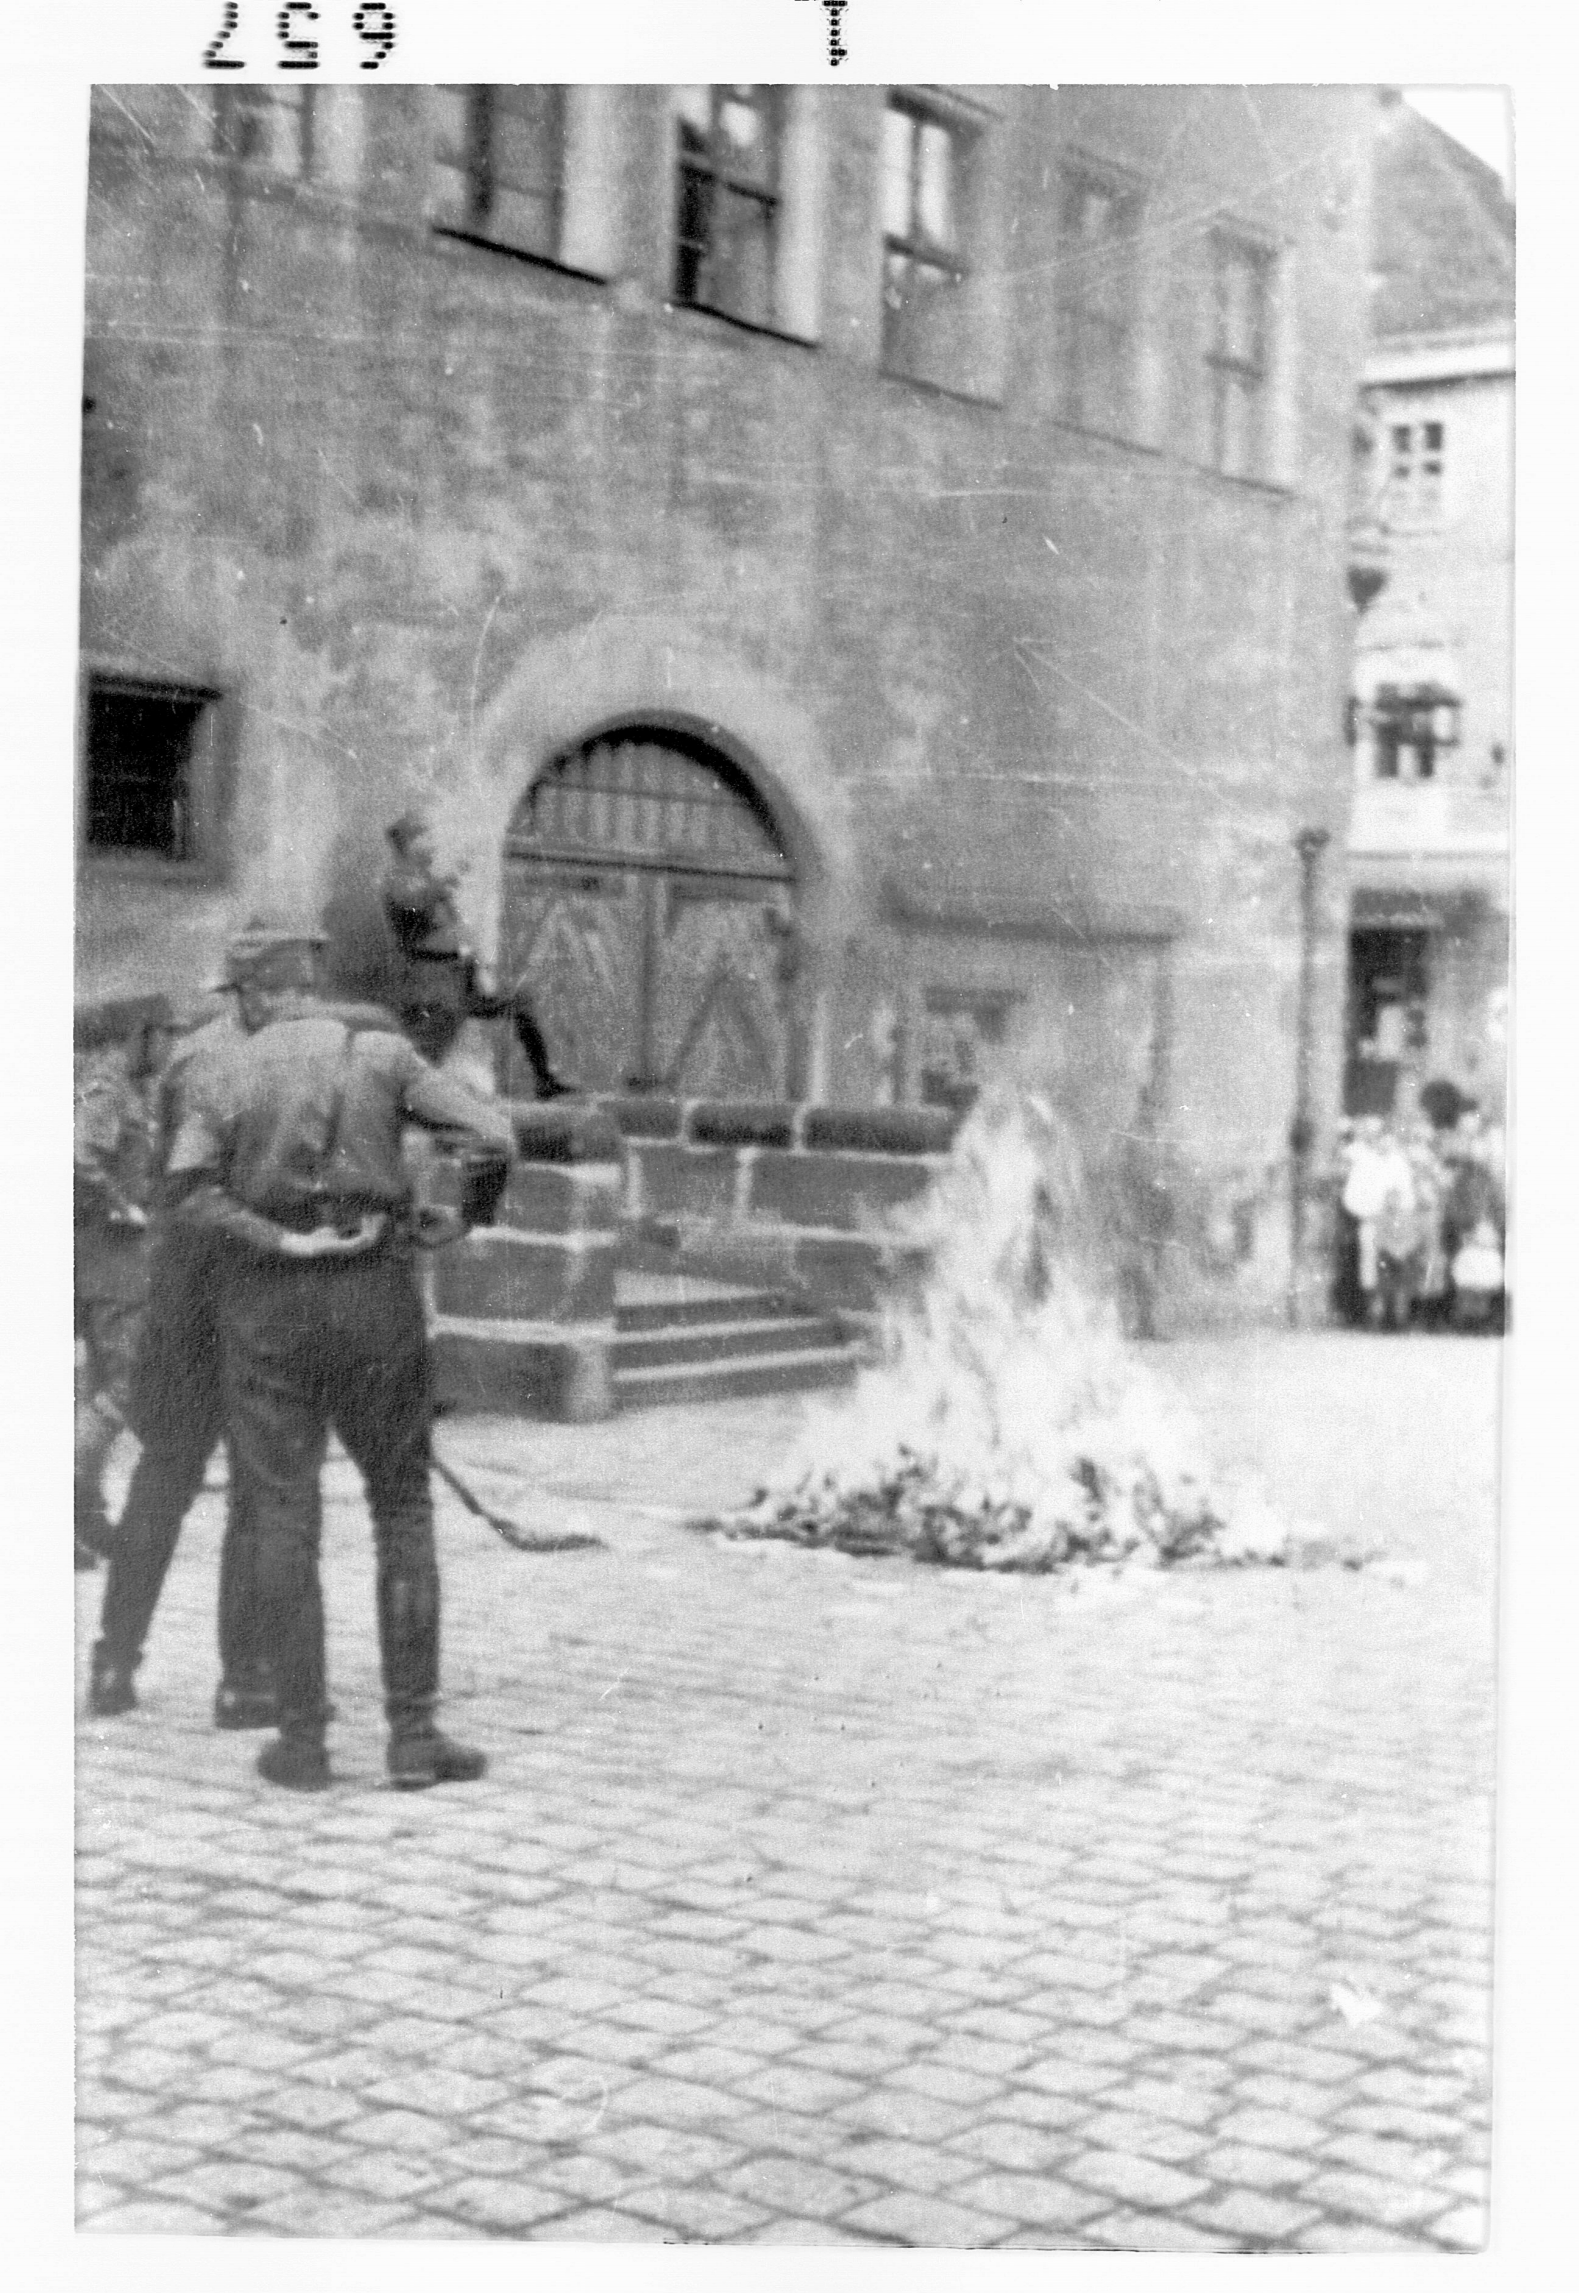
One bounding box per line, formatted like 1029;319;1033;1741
612;1312;847;1372
615;1284;807;1335
613;1342;861;1412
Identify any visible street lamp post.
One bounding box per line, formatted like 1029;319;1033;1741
1289;826;1331;1328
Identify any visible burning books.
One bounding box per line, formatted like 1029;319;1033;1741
703;1091;1356;1575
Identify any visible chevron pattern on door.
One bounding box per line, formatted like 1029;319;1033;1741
502;730;797;1099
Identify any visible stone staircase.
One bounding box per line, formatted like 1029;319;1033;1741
612;1274;864;1411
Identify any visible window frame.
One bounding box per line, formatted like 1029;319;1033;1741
880;92;975;381
1387;417;1448;525
671;85;785;330
212;85;316;177
1370;685;1444;786
1056;160;1145;439
432;84;569;269
78;670;228;884
1205;227;1275;481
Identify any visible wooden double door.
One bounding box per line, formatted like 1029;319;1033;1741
499;731;798;1100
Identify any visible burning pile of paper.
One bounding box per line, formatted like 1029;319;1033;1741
709;1091;1314;1574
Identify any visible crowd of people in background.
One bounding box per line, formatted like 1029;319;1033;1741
1330;1094;1507;1333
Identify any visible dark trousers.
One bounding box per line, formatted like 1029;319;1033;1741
96;1230;273;1682
220;1243;441;1742
74;1290;143;1535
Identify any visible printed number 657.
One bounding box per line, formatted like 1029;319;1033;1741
202;5;397;70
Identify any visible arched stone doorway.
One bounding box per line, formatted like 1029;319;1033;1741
500;722;800;1097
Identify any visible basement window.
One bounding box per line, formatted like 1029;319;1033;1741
82;677;220;865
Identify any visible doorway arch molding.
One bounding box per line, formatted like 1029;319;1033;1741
460;615;860;1093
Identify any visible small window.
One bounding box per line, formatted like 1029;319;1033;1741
1058;169;1142;436
433;86;565;261
881;96;974;382
82;678;218;863
1207;231;1272;479
1370;685;1456;785
213;86;314;176
1387;419;1447;523
673;85;781;328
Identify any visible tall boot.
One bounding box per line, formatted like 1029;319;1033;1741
253;1519;332;1784
89;1640;137;1717
379;1567;485;1789
509;1003;575;1099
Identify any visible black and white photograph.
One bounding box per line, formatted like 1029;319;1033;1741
13;0;1552;2268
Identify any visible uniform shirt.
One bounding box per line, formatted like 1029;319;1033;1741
149;1009;244;1202
168;1010;515;1248
383;854;467;962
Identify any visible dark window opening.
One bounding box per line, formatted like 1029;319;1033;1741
1345;926;1432;1113
1370;683;1455;784
881;96;971;377
84;680;214;861
673;85;780;327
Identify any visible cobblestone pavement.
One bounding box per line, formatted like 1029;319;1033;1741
76;1331;1501;2249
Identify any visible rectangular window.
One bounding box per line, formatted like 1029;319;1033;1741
1207;231;1272;479
213;87;314;176
83;678;219;863
1371;686;1449;785
433;86;565;261
1059;169;1141;436
673;85;781;329
881;96;974;382
1387;419;1447;523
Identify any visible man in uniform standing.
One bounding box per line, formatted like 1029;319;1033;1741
382;808;571;1094
90;922;389;1724
166;932;516;1791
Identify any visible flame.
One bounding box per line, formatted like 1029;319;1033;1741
721;1088;1297;1572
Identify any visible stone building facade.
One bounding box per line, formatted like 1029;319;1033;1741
1344;92;1513;1126
77;83;1372;1308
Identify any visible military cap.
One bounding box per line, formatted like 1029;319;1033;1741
212;912;328;994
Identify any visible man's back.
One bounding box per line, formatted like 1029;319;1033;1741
176;1010;514;1227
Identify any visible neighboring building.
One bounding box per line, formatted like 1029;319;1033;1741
77;83;1372;1308
1344;91;1513;1127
